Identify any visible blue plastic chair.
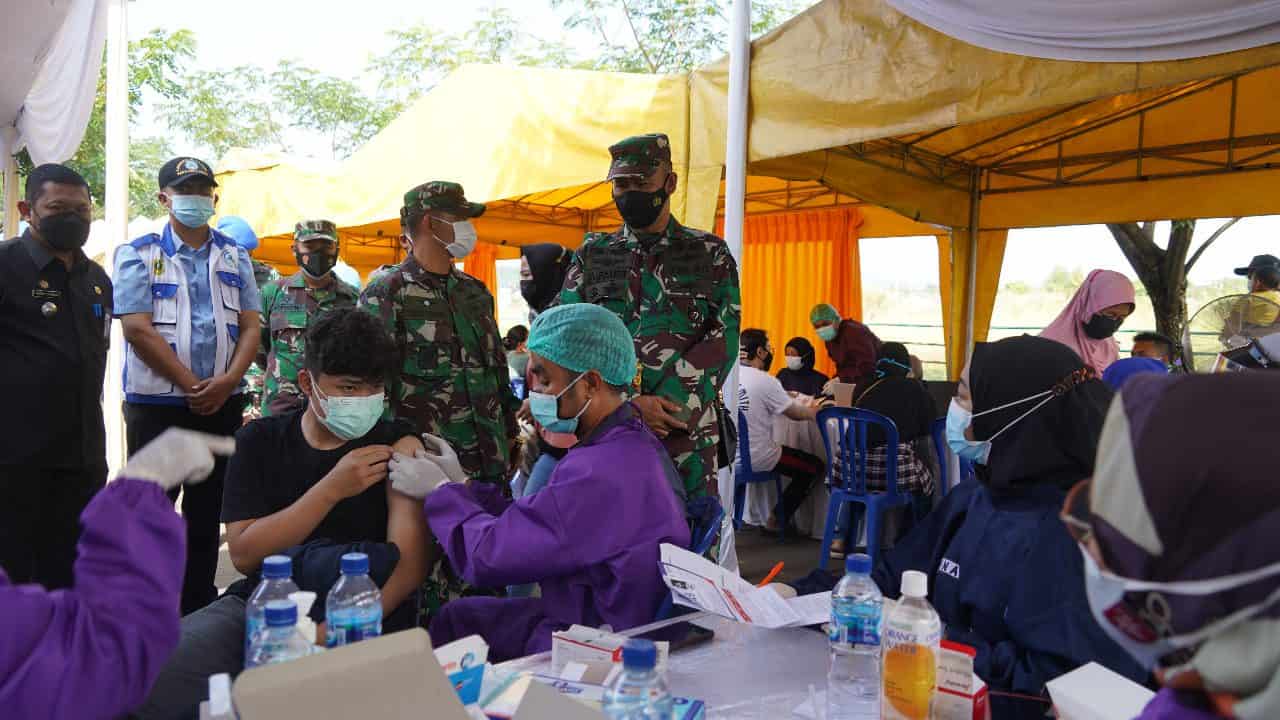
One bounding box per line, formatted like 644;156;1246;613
817;407;913;570
655;497;725;621
930;417;951;493
733;411;786;541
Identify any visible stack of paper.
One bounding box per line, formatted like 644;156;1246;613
658;544;830;629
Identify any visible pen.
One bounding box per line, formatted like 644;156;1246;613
756;561;784;587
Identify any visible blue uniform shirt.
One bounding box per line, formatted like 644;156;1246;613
113;222;261;383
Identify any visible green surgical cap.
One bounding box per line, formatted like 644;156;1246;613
528;303;637;387
809;303;841;326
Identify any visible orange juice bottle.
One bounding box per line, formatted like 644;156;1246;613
881;571;941;720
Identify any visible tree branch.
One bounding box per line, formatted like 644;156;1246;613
619;0;660;73
1185;217;1241;273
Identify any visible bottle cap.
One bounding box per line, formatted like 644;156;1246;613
262;555;292;579
620;639;658;670
340;552;369;575
264;599;298;627
846;553;872;575
901;570;928;598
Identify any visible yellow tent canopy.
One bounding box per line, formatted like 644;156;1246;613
685;0;1280;375
220;0;1280;377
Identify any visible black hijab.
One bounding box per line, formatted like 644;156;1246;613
521;244;572;313
856;341;935;443
969;335;1113;492
776;337;828;396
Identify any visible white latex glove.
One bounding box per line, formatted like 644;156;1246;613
388;450;453;500
121;428;236;491
420;433;469;485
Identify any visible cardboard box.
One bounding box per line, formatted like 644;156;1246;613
933;640;990;720
232;628;469;720
1047;662;1154;720
435;635;489;706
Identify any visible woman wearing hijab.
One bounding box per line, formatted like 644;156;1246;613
515;244;576;501
520;244;573;320
776;337;829;397
872;335;1146;718
1063;373;1280;720
1040;269;1137;375
826;342;939;556
1101;356;1167;391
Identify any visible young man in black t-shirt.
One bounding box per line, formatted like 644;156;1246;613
136;309;431;720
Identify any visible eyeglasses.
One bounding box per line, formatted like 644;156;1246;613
1059;478;1094;546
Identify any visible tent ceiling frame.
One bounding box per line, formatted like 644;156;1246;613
825;72;1279;198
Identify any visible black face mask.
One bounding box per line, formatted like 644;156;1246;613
37;212;90;251
757;350;774;372
1083;313;1123;340
614;185;668;229
295;244;337;279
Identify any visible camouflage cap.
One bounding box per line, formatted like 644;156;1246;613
400;181;486;223
607;133;672;180
294;219;339;244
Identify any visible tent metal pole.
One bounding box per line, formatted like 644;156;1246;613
1;133;18;238
103;0;129;479
722;0;749;418
717;0;750;571
964;168;981;365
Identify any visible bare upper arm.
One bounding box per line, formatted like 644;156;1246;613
119;312;154;334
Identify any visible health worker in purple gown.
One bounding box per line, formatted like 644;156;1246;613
389;302;690;661
0;429;234;720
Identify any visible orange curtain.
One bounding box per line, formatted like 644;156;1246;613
462;242;500;299
718;207;862;378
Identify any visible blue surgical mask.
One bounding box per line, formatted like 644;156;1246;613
946;398;992;465
311;383;384;441
946;385;1060;466
169;194;216;229
1079;546;1280;671
816;325;838;342
529;372;591;435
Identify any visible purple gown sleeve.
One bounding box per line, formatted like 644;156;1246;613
424;474;589;588
0;478;185;720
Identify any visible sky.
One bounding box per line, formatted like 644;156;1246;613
128;0;1278;290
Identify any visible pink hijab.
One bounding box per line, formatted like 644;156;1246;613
1039;269;1136;375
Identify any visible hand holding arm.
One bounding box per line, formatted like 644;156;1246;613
226;445;392;574
631;395;689;438
119;314;202;391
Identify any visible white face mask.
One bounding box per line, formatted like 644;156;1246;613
435;219;478;259
1081;545;1280;670
785;356;804;371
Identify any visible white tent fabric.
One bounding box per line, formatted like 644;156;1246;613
885;0;1280;61
1;0;108;163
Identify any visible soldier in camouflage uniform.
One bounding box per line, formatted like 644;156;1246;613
215;215;280;423
359;182;519;484
257;220;359;417
559;134;741;499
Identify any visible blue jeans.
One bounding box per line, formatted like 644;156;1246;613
508;454;561;598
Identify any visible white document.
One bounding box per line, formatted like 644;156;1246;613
659;543;830;629
1047;662;1154;720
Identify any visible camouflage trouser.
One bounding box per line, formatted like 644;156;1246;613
663;431;719;500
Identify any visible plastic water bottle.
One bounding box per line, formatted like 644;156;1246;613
602;639;673;719
325;552;382;648
881;570;942;720
244;555;299;665
827;553;883;720
245;600;312;667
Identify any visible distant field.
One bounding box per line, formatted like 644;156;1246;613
864;277;1243;380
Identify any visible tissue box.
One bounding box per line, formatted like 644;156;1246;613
551;626;668;674
434;635;488;706
1047;662;1154;720
933;640;989;720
